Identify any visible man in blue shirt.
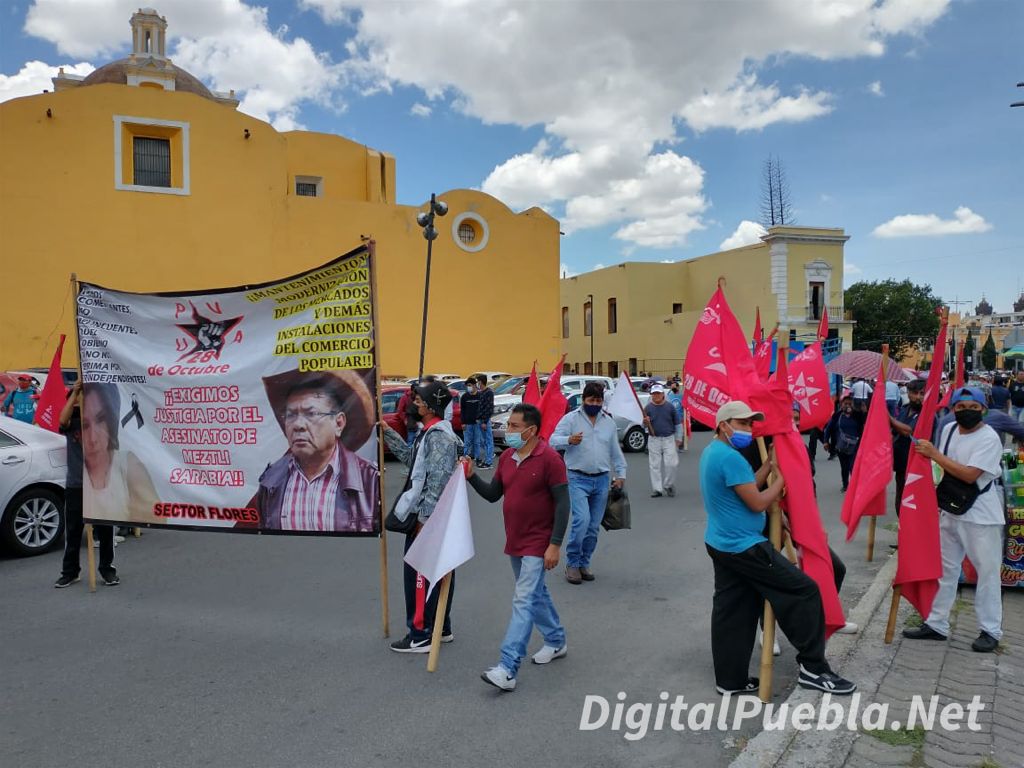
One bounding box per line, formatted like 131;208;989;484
2;375;38;424
700;400;856;696
550;382;627;585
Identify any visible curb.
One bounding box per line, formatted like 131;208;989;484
730;550;909;768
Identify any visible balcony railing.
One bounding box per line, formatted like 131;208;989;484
805;305;848;322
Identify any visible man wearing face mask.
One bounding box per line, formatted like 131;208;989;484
463;403;570;691
823;396;864;492
889;379;927;515
700;401;856;695
903;387;1005;653
550;382;627;585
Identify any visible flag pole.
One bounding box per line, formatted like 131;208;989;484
757;339;788;703
866;343;890;563
426;572;453;672
367;239;390;637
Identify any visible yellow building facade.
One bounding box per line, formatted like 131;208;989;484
560;227;854;377
0;10;561;377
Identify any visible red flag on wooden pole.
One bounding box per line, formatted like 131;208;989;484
787;342;833;431
752;306;763;344
937;339;964;410
538;354;567;439
817;305;829;341
523;362;541;407
33;335;67;433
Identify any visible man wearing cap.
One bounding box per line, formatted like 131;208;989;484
643;384;682;498
700;400;856;696
248;370;380;533
2;375;38;424
382;380;462;653
904;387;1005;653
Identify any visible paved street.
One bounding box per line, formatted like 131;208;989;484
2;432;890;768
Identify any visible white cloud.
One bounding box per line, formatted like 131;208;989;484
23;0;343;127
559;263;577;278
844;262;863;275
719;220;768;250
409;102;431;118
0;60;93;103
311;0;950;249
872;206;993;238
867;80;884;97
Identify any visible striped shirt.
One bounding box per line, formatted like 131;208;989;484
280;447;342;531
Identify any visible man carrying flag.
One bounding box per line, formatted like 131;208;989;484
463;403;570;691
699;400;856;695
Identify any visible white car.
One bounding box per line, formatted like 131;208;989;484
0;417;67;556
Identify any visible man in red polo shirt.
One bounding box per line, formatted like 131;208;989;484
463;402;570;692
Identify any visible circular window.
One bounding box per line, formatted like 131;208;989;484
451;212;489;253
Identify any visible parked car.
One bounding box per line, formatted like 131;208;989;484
473;371;512;384
0;418;67;556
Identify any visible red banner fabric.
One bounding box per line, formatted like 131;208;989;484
538;355;567;439
523;362;541;407
788;342;833;431
33;334;66;433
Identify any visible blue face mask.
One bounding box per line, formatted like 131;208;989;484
728;428;753;449
583;404;603;417
505;429;533;450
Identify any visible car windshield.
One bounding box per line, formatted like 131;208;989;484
493;376;525;395
381;391;401;414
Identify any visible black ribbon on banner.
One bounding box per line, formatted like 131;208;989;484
121;393;144;429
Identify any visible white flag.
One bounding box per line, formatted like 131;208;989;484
606;372;644;425
403;468;474;599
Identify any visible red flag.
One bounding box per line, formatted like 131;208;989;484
937;341;964;409
523;362;541;407
752;307;763;344
33;335;67;433
754;325;777;381
787;343;833;431
840;357;894;540
817;306;829;341
895;313;948;619
538;355;568;439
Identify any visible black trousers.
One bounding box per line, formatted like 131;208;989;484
806;429;821;463
707;542;830;689
838;451;856;489
403;531;454;642
61;487;115;578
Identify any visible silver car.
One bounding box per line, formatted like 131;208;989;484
0;417;67;555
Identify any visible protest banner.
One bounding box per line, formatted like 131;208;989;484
74;244;384;538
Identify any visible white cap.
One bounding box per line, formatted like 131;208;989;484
715;400;765;426
650;384;666;394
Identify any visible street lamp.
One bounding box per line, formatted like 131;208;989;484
586;293;594;374
414;193;448;380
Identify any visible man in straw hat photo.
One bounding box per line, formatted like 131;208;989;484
248;369;380;533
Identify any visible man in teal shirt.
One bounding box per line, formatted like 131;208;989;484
699;400;855;697
2;376;38;424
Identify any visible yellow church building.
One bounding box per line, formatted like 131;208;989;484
560;226;854;378
0;9;561;377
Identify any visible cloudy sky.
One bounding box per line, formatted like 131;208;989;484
2;0;1022;313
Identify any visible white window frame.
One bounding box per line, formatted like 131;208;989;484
113;115;190;196
451;212;490;253
294;175;323;198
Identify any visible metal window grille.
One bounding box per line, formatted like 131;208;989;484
458;221;476;244
296;182;318;197
133;137;171;187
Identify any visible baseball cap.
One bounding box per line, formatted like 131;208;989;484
650;384;666;394
950;386;986;406
17;375;31;382
715;400;765;426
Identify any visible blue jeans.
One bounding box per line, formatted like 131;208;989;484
478;422;494;464
1012;405;1024;424
565;471;609;568
499;555;565;677
463;423;480;459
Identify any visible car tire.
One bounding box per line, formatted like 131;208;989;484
623;426;648;453
1;487;65;556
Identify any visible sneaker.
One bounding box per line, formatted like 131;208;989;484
902;624;947;641
441;631;454;644
479;462;493;469
54;574;80;588
971;631;999;653
798;667;856;695
716;676;759;696
579;567;595;582
836;621;859;634
758;625;781;656
666;486;676;497
481;665;516;691
650;491;663;498
100;571;120;587
531;644;567;665
114;535;126;544
390;635;431;654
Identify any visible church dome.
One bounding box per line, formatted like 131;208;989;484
80;58;216;101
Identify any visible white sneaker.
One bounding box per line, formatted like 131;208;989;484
114;535;126;544
758;625;781;656
481;665;516;691
836;621;859;634
531;644;568;665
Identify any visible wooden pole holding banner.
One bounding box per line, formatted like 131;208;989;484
884;585;902;644
426;572;453;672
757;339;788;702
69;272;97;593
366;239;390;638
866;343;890;563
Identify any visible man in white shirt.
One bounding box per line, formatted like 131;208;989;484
850;378;873;412
903;387;1005;653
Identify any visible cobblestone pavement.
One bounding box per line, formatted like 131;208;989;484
844;588;1023;768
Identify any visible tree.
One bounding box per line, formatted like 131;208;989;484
964;328;975;373
760;154;795;228
845;279;943;360
981;332;997;371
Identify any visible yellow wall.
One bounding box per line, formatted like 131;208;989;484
560;228;853;377
0;84;560;377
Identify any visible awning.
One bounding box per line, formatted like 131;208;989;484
1003;345;1024;359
